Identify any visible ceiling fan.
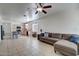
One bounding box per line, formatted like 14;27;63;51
35;3;52;14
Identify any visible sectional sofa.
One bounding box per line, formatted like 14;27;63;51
38;33;78;56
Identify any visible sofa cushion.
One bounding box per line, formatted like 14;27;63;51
62;34;71;40
48;38;59;41
40;33;44;36
48;33;52;37
52;33;62;39
41;37;59;41
70;34;79;44
44;32;48;37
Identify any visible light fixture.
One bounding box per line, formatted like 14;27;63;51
37;8;42;12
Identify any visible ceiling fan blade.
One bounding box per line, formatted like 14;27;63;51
42;10;47;14
43;5;52;8
39;3;42;7
35;11;38;14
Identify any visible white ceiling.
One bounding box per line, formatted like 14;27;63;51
0;3;78;23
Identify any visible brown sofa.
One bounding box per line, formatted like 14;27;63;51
38;33;71;45
38;32;78;56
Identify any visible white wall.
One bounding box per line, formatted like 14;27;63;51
36;8;79;34
32;23;38;32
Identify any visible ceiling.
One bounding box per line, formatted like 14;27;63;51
0;3;78;23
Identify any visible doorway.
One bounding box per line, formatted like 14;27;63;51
2;22;11;39
32;23;38;37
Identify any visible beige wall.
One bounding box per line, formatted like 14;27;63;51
35;8;79;34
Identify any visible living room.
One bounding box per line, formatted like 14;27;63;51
36;4;78;55
26;3;79;56
0;0;79;59
0;3;79;56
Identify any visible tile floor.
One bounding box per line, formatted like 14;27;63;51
0;36;62;56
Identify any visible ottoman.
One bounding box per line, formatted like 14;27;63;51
54;40;78;56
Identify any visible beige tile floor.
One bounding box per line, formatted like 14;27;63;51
0;36;62;56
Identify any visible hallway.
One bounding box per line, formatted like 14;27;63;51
0;36;62;56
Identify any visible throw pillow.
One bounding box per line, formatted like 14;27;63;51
70;34;79;44
44;32;48;37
